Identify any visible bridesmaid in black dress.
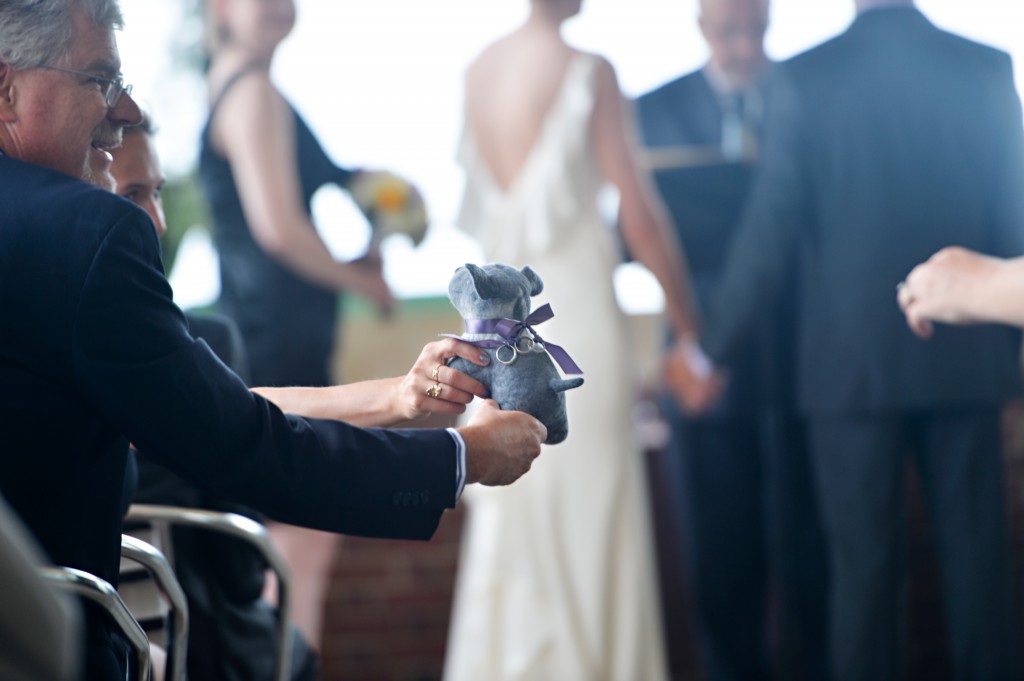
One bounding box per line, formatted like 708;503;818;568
200;0;393;656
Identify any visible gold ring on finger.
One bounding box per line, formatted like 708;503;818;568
426;382;442;399
431;363;443;381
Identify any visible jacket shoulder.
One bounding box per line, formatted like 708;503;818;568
637;70;704;108
0;155;160;292
2;156;139;222
930;28;1013;79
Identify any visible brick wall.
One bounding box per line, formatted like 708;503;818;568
320;505;465;681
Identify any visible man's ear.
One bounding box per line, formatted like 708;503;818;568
0;61;18;122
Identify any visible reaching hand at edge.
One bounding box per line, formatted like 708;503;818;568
897;246;1024;339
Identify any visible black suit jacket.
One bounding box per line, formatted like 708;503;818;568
704;7;1024;414
0;154;457;676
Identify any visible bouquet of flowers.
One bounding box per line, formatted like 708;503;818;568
349;169;429;247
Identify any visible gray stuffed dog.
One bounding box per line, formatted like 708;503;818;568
446;263;584;444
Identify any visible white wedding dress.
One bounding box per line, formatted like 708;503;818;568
443;52;669;681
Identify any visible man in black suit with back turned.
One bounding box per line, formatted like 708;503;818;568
0;1;546;678
635;1;827;679
695;0;1024;679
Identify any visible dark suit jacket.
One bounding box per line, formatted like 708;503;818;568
704;7;1024;414
0;154;457;677
637;69;794;413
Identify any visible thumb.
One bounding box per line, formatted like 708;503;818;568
906;307;934;339
477;398;501;413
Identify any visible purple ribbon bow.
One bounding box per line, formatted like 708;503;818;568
454;303;583;375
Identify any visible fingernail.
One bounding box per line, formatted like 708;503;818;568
479;353;490;365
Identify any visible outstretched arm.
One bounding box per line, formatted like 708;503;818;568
253;339;492;427
254;341;548;488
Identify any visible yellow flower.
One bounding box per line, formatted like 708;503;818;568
374;180;410;213
350;169;429;246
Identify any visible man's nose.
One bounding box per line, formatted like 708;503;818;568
108;90;142;127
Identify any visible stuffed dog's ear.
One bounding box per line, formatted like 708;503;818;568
466;263;501;300
521;265;544;296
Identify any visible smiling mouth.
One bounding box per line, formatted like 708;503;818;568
89;141;115;169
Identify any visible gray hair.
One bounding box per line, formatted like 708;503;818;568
0;0;124;69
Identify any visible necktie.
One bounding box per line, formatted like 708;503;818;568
720;92;746;161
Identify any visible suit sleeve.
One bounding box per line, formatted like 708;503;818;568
71;210;455;540
703;65;809;365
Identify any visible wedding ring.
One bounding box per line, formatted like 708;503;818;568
496;345;517;365
431;363;442;381
896;280;914;303
426;383;442;399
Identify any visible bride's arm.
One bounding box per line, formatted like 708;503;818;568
591;56;723;413
589;57;701;340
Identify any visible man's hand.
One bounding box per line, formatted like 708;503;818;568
458;400;547;486
663;335;726;415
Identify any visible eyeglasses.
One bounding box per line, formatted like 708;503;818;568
39;65;132;108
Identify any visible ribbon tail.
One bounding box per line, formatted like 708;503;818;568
525;303;555;325
543;341;583;375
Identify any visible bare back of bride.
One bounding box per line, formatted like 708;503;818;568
442;2;704;679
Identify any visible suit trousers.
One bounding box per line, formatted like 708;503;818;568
809;408;1014;681
665;404;828;681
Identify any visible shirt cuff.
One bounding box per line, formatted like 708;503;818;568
446;427;467;503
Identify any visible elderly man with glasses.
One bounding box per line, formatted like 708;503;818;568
0;1;547;679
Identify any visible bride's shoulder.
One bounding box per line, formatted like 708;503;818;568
466;36;518;83
572;49;612;73
573;50;619;94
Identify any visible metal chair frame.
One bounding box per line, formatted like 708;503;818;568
120;534;189;681
126;504;293;681
39;566;152;681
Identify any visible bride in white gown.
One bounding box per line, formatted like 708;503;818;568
442;2;712;680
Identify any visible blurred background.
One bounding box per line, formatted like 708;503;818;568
117;0;1024;312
